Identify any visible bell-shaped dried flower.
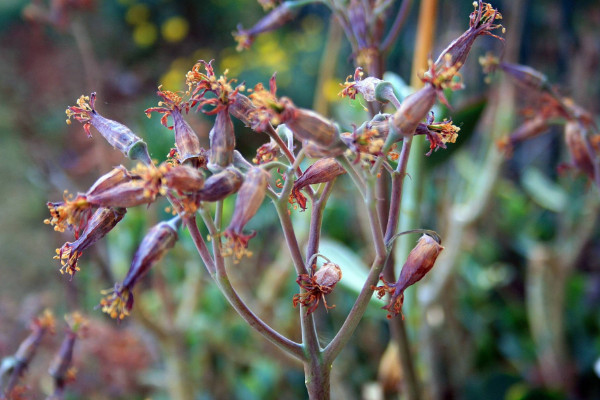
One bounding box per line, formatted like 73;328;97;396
208;109;236;171
390;85;437;138
480;54;550;92
373;234;443;318
198;167;244;202
224;167;270;260
100;217;179;320
302;139;347;159
230;92;258;127
291;158;345;210
280;99;341;149
233;1;298;51
293;262;342;315
163;164;205;193
86;166;133;197
66;93;151;165
55;207;126;277
434;1;504;73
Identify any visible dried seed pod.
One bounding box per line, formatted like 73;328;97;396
86;180;157;208
171;108;203;164
373;234;444;318
55;207;126;277
208;109;236;171
198;167;244;202
100;217;180;320
66;93;151;165
224;167;270;259
291;158;346;210
230;92;257;127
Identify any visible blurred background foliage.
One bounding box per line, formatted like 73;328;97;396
0;0;599;399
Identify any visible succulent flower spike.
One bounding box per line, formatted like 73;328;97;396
434;1;504;73
291;158;346;210
373;234;444;318
415;113;461;156
198;167;244;202
293;262;342;315
66;93;151;165
233;1;300;51
224;167;270;260
100;217;180;320
55;207;126;278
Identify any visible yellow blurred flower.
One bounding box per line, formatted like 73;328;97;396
162;16;189;43
133;22;158;47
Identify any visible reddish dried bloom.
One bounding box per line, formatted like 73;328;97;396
415;113;461;156
233;1;297;51
291;158;346;210
373;234;443;318
435;1;504;72
163;164;205;193
44;192;93;237
253;138;280;164
208;109;236;171
421;55;464;103
341;114;391;161
224;168;270;260
230;92;258;127
101;218;179;320
54;207;126;277
186;61;241;113
66;93;151;165
198;167;244;202
293;262;342;315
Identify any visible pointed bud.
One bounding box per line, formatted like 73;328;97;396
390;85;437;137
208;109;236;171
373;234;443;318
291;158;346;210
100;217;180;320
198;167;244;202
224;167;270;260
55;207;126;277
164;164;205;193
66;93;151;165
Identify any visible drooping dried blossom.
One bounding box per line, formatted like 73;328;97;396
145;87;202;165
293;262;342;315
163;164;205;193
233;1;298;51
280;99;341;149
496;115;550;154
434;1;504;73
373;234;443;318
186;60;241;112
100;217;180;320
48;313;89;397
230;92;258;127
198;167;244;202
66;93;151;165
247;74;285;132
341;114;392;161
291;158;345;210
224;167;270;260
390;85;437;138
208;109;236;171
86;166;134;197
55;207;126;277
